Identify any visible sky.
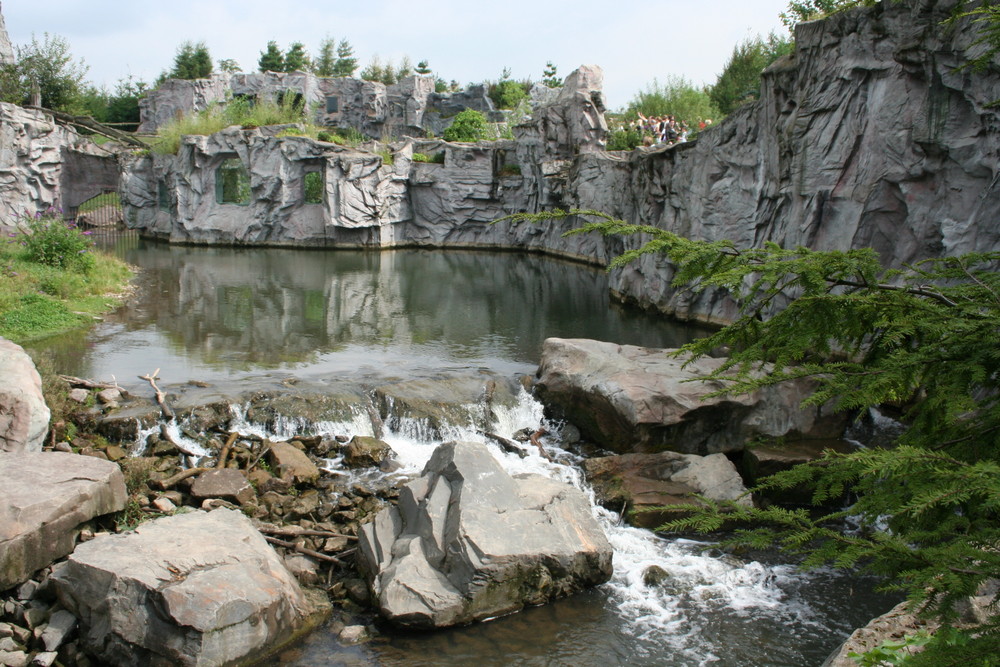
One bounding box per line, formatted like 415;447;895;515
2;0;791;111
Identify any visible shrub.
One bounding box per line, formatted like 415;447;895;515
606;127;642;151
19;209;95;272
443;109;489;142
489;79;529;110
412;152;444;163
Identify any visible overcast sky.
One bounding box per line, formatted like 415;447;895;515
3;0;791;110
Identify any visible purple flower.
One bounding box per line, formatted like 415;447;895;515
82;230;93;235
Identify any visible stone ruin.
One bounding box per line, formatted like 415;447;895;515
138;70;506;139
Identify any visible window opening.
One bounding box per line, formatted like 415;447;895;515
215;158;251;205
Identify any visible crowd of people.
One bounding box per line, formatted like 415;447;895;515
630;112;712;147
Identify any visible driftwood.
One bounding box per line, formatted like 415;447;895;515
263;536;346;565
258;526;358;542
530;427;552;461
152;467;208;490
159;422;200;458
248;441;272;472
140;369;174;420
25;105;149;148
58;375;122;391
216;432;238;469
481;431;527;458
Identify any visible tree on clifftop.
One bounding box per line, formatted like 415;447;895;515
283;42;310;73
499;208;1000;660
0;32;88;111
331;39;358;78
166;41;213;80
313;36;336;77
258;41;284;73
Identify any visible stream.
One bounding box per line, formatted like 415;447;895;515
30;233;897;666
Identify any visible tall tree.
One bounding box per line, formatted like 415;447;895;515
331;39;358;77
258;41;284;73
0;32;89;110
710;32;792;116
169;41;213;80
217;58;241;74
313;36;336;77
283;42;310;72
542;61;562;88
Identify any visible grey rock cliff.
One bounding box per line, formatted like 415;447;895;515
117;1;999;326
0;2;13;66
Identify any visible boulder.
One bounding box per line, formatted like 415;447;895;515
0;452;126;590
535;338;847;455
51;508;310;667
357;441;612;628
0;338;50;454
266;441;320;485
584;451;752;529
742;438;859;505
189;468;255;505
342;435;393;468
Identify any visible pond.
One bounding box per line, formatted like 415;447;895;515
31;235;897;666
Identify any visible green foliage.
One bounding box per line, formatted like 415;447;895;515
606;126;643;151
898;626;1000;666
169;41;213;80
488;68;530;110
780;0;869;28
415;60;432;75
332;39;358;77
258;41;285;73
952;2;1000;83
20;209;95;271
0;32;89;111
850;630;933;665
710;32;793;116
151;92;309;154
217;58;241;74
627;75;720;127
360;55;413;85
497;208;1000;631
443;108;489;142
283;42;311;73
313;36;337;77
542;61;562;88
412;152;444;163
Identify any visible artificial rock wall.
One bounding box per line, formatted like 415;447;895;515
121;0;999;325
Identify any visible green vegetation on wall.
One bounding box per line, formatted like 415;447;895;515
443;108;489;142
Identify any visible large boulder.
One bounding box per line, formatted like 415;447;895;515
357;440;612;628
0;338;50;453
584;451;752;529
0;452;126;589
51;508;311;667
535;338;847;455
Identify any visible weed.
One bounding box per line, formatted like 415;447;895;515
19;209;96;272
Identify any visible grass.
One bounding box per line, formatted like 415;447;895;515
0;231;133;343
77;191;121;214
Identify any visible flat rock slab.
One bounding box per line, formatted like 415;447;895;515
584;451;751;529
51;508;308;667
189;468;255;505
535;338;846;454
358;440;613;628
0;452;126;590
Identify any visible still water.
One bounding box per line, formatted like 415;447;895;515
35;235;896;666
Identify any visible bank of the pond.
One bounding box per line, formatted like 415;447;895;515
0;238;133;344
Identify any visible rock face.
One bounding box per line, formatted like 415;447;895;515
0;452;126;589
117;1;999;326
137;70;499;138
51;508;309;667
0;103;120;230
0;338;50;453
0;2;13;66
357;440;613;628
584;451;751;529
535;338;845;455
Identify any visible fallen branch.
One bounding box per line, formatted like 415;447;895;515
216;432;238;469
263;536;346;565
530;428;552;461
58;375;123;391
139;368;174;420
152;467;208;490
248;441;272;472
159;422;199;458
258;526;358;542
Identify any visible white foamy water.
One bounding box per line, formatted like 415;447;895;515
169;388;826;664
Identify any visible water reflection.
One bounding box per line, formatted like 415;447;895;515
35;240;710;388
